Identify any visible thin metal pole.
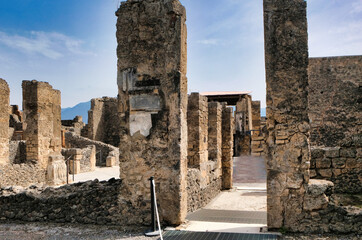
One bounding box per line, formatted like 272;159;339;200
73;157;75;181
66;159;69;184
149;176;156;232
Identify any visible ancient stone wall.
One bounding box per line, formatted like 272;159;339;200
234;96;252;156
221;106;234;189
186;99;222;212
61;116;85;136
263;0;310;230
0;78;10;165
87;97;120;147
310;147;361;194
64;131;118;167
0;163;46;188
9;141;26;164
22;80;62;168
116;0;188;225
187;93;208;168
251;101;261;131
0;179;139;226
187;168;221;212
308;56;361;194
208;102;222;172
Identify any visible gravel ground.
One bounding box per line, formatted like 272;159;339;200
0;222;160;240
0;222;360;240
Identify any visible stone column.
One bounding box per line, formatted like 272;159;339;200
22;80;66;185
252;101;261;132
187;93;208;187
0;78;10;165
263;0;310;229
116;0;187;225
235;97;251;155
222;105;234;189
208;102;222;177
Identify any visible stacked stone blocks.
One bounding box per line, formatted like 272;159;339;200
116;0;188;225
221;105;234;190
0;79;10;165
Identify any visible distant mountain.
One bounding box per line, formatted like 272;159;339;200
61;101;91;123
261;108;266;117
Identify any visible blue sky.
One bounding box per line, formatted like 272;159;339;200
0;0;361;108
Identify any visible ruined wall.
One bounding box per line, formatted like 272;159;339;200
116;0;187;225
308;56;362;194
222;106;234;190
0;163;46;188
9;141;26;164
234;96;252;156
0;78;9;165
22;81;62;168
252;101;261;131
87;97;120;147
263;0;362;233
64;131;118;167
186;97;222;212
264;0;310;230
0;179;141;226
187;93;208;169
208;102;222;171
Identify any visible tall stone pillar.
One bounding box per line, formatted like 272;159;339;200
263;0;310;229
0;79;10;165
222;105;234;189
116;0;187;225
22;80;66;185
252;101;261;132
187;93;208;186
208;102;222;177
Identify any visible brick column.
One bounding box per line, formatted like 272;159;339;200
0;79;10;165
222;105;234;189
264;0;310;229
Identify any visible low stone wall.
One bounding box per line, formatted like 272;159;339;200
62;146;96;173
187;165;221;213
310;147;361;194
0;179;140;226
9;141;26;164
294;179;361;233
0;163;46;188
64;131;119;167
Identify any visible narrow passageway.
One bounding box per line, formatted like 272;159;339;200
183;155;268;234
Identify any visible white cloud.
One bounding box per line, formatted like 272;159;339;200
197;39;220;45
351;0;362;14
0;31;90;59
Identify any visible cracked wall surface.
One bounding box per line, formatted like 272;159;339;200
0;78;9;165
116;0;188;225
264;0;310;230
308;56;362;194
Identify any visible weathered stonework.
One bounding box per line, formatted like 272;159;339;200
222;106;234;190
0;163;46;188
208;102;222;174
234;96;253;156
116;0;187;225
0;78;10;165
87;97;120;147
22;81;63;168
308;56;362;194
264;0;310;230
0;179;137;226
252;101;261;131
9;140;26;164
64;131;118;167
187;93;208;187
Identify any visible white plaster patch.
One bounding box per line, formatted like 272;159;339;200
130;112;153;137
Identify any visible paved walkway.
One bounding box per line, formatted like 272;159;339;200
182;155;268;234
